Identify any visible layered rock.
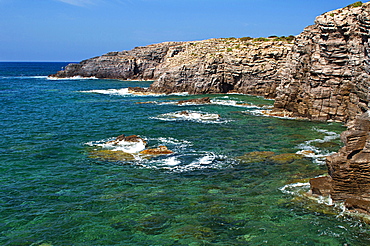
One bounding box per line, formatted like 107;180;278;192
149;38;292;97
310;111;370;213
274;3;370;122
51;3;370;122
52;42;182;80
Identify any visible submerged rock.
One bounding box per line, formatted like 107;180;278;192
269;153;303;164
177;97;211;105
88;149;136;161
237;151;275;163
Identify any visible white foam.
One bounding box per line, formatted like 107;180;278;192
47;76;98;80
296;128;340;164
170;92;189;96
247;109;296;119
152;111;229;124
211;98;261;108
86;137;146;153
279;182;310;196
80;88;131;96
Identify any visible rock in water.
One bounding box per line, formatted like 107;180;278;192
310;112;370;214
139;146;173;155
177;97;211;105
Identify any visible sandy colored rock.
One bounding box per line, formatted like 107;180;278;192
139;146;173;155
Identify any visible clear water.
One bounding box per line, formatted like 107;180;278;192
1;62;369;245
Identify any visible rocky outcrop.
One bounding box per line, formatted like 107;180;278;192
149;38;292;97
52;42;182;80
310;111;370;213
51;3;370;122
273;3;370;122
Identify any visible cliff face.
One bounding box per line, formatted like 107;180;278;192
274;3;370;122
310;111;370;214
149;38;292;96
53;42;182;80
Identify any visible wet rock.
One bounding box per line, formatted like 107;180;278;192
345;198;370;214
139;146;173;155
309;176;333;197
107;134;147;145
177;97;211;105
308;112;370;214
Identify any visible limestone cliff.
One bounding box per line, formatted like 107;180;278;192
51;2;370;123
52;42;182;80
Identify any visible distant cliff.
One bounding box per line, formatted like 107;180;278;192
51;2;370;123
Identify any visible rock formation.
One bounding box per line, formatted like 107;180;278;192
273;2;370;122
310;111;370;214
50;3;370;123
52;42;182;80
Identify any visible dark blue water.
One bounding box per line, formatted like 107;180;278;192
1;62;369;245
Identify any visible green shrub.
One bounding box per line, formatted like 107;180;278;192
273;35;295;42
254;37;269;42
226;48;233;52
346;1;363;8
239;37;253;42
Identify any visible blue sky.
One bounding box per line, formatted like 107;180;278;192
0;0;363;61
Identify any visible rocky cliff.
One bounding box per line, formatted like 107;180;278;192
52;42;182;80
51;2;370;123
310;111;370;214
274;2;370;122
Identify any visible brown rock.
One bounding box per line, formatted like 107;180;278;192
345;198;370;214
107;134;147;145
177;97;211;105
309;176;333;197
139;146;173;155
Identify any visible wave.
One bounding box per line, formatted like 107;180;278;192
137;151;233;173
80;88;132;96
86;136;147;153
85;136;234;172
296;128;340;164
79;87;167;97
47;76;98;80
151;110;230;124
210;98;263;108
246;109;296;119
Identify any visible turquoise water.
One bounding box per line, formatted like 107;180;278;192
1;62;369;245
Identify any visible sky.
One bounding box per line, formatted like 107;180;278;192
0;0;365;62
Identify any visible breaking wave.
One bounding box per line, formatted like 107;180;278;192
85;136;234;172
47;76;98;80
151;110;230;124
296;128;340;165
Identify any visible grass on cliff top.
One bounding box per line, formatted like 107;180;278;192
346;1;363;8
238;35;295;43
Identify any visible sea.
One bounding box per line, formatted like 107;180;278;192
1;62;370;245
